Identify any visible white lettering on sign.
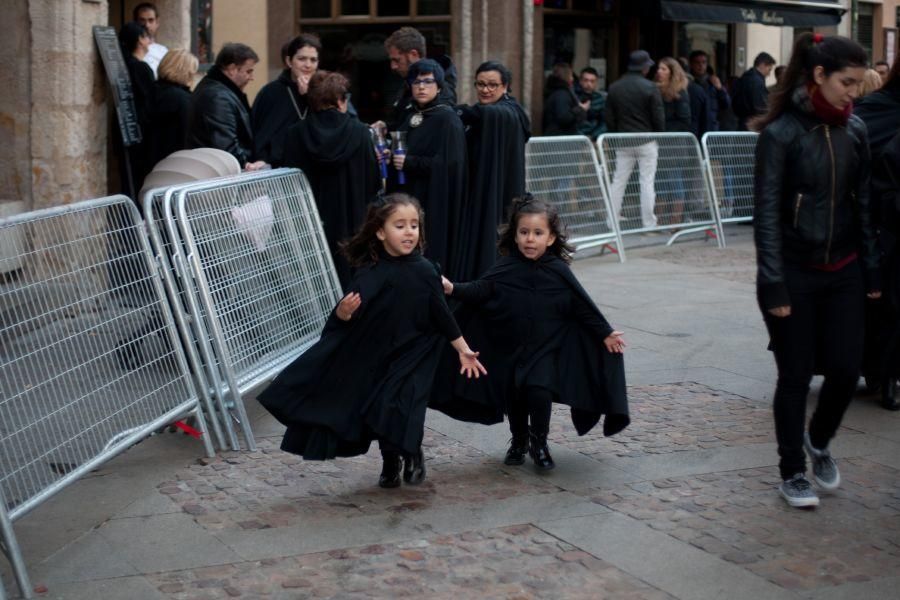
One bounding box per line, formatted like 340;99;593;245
762;11;785;25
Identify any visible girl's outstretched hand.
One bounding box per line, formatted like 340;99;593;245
604;330;626;353
441;275;454;295
458;349;487;379
336;292;361;321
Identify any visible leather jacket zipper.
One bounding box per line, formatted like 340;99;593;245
824;125;835;264
793;193;803;228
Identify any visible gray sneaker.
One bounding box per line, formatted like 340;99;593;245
779;473;820;508
804;432;840;490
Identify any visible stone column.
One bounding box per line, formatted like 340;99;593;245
0;0;33;216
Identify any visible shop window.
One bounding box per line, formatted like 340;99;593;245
300;0;330;18
677;22;731;79
858;3;874;61
192;0;214;66
378;0;410;16
342;0;369;15
300;0;450;19
418;0;450;15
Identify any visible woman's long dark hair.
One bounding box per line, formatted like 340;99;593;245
751;33;867;131
497;194;575;263
341;193;425;266
119;21;148;56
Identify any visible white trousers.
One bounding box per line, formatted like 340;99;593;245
608;141;659;229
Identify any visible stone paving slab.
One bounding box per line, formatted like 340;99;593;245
148;524;677;600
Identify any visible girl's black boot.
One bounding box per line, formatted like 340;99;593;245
403;447;427;484
504;436;529;465
528;432;555;470
379;451;402;488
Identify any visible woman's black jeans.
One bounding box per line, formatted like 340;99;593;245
762;261;865;481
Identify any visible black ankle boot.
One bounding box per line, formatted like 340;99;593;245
528;432;555;470
504;436;529;465
379;452;402;488
882;378;900;411
402;447;427;484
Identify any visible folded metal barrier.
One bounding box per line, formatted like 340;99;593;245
701;132;759;237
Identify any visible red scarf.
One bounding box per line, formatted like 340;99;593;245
808;84;852;126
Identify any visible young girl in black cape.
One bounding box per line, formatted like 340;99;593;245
258;193;486;488
433;195;629;469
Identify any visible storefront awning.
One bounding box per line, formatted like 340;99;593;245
659;0;844;27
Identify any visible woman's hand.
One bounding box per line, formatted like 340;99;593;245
458;349;487;379
441;275;454;295
392;153;406;170
768;306;791;318
868;290;882;300
336;292;361;321
604;330;627;353
376;147;391;166
296;74;311;95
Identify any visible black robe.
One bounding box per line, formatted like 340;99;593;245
430;250;629;437
282;109;380;288
124;54;156;194
390;101;467;278
452;96;531;280
257;250;462;459
251;69;309;167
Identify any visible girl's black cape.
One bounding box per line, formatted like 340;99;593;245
430;254;629;437
257;251;461;459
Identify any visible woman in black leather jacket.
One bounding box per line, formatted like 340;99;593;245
752;34;881;509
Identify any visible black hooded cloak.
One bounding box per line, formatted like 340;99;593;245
430;250;629;437
257;250;463;459
451;96;531;280
390;101;468;278
282;109;380;288
251;69;310;166
385;55;458;131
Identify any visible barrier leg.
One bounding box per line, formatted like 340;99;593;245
0;503;32;600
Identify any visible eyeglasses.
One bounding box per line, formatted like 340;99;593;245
474;81;502;91
411;78;437;87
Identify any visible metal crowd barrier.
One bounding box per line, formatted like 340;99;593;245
525;135;625;261
0;196;213;599
702;131;759;231
597;132;725;247
170;169;342;451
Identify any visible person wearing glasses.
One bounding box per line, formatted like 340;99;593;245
389;59;468;279
451;61;531;281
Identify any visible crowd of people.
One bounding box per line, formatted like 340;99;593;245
114;6;900;511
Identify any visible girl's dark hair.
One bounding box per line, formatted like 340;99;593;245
119;21;149;55
497;193;575;263
751;33;867;131
341;193;426;266
407;58;445;87
283;33;322;62
307;70;349;111
476;60;512;86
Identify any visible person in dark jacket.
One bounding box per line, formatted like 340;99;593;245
282;71;380;288
689;50;731;133
453;61;531;281
188;43;266;171
543;62;588;135
251;34;321;166
733;52;776;130
390;59;468;278
148;49;199;167
855;58;900;159
752;34;881;508
605;50;666;229
654;57;692;225
119;21;156;195
257;194;485;489
577;67;606;140
433;195;628;470
381;26;457;132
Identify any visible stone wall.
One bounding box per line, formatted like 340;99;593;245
0;0;33;211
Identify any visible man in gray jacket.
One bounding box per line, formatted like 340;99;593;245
605;50;665;229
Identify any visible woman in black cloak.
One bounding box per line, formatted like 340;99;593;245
257;194;486;488
119;21;156;195
452;61;531;281
390;59;468;278
281;71;380;288
432;196;629;470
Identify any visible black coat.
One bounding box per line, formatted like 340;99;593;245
257;250;462;459
542;75;586;136
124;55;156;191
385;55;458;131
251;69;309;166
282;109;380;287
605;72;666;133
732;68;769;130
662;90;692;133
453;96;531;280
754;86;880;310
148;80;191;167
692;76;730;133
391;101;468;277
188;66;254;166
854;84;900;159
430;251;629;437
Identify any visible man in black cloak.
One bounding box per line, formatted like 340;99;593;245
389;59;467;278
452;61;531;281
282;71;380;288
